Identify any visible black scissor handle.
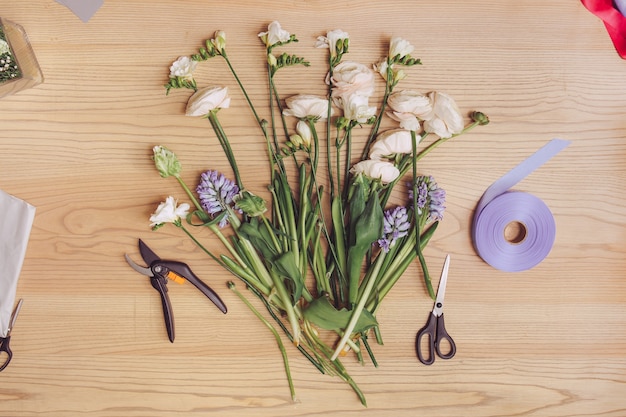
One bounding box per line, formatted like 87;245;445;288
159;260;228;314
150;276;175;343
416;313;437;365
0;336;13;372
434;313;456;360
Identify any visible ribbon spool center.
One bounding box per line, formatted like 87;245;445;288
504;220;527;244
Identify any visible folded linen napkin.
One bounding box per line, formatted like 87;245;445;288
0;190;35;337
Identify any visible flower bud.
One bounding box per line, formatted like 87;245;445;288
336;116;350;130
212;30;226;53
267;53;278;68
471;111;490;125
296;120;312;148
289;134;303;148
234;190;268;217
152;145;182;178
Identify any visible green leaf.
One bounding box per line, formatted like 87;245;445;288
347;192;384;304
271;251;304;304
238;218;278;260
303;295;378;333
186;209;225;227
331;197;347;279
348;177;367;246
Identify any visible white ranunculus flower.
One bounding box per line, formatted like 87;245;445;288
386;90;432;130
169;56;197;81
389;37;414;59
282;94;333;119
389;111;421;131
329;61;376;98
422;92;464;138
387;90;432;116
341;93;377;123
150;196;190;227
369;129;415;160
185;86;231;116
258;21;291;47
315;29;349;56
350;160;400;184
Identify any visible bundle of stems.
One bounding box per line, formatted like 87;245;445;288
155;23;488;405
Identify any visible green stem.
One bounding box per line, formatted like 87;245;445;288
222;52;264;128
228;282;296;401
361;66;393;160
207;111;243;189
176;176;202;212
331;251;387;361
411;130;434;300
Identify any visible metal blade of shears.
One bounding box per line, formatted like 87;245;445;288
124;254;153;276
7;299;23;336
139;239;161;265
432;254;450;317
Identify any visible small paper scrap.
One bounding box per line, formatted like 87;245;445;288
54;0;104;23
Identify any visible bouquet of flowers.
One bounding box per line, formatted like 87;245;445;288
0;24;21;83
150;21;488;405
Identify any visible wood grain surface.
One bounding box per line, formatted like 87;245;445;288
1;1;625;416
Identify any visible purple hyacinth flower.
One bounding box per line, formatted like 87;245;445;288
377;206;410;253
196;170;239;228
408;175;446;222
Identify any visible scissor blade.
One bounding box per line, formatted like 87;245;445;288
125;254;153;276
139;239;161;266
432;254;450;317
8;299;23;332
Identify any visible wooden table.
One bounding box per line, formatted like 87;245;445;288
1;1;625;415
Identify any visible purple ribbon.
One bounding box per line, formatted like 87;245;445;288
471;139;570;272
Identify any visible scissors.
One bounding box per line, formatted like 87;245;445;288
125;239;227;342
0;299;24;372
415;254;457;365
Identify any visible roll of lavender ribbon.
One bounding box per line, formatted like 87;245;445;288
472;139;570;272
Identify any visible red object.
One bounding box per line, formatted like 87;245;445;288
581;0;626;58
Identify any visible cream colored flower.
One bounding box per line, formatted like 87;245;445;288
185;86;230;116
212;30;226;52
329;61;376;98
374;59;407;84
283;94;332;119
373;59;388;80
258;21;291;47
169;56;197;81
350;160;400;184
369;129;415;160
386;90;432;130
315;29;349;57
150;196;190;227
341;93;377;123
422;92;464;138
295;120;312;148
389;37;414;59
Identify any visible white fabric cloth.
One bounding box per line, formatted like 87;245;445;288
0;190;35;337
